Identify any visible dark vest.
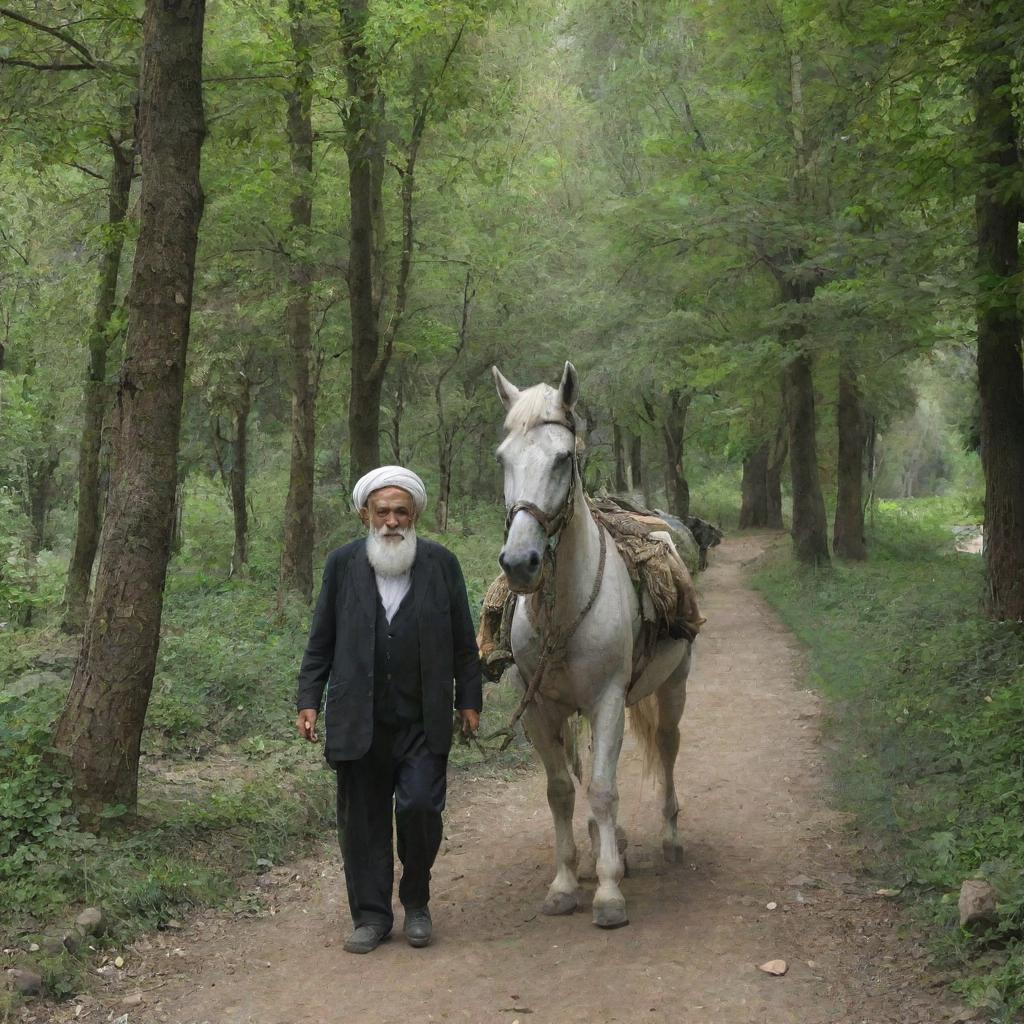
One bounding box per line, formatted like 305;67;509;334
372;585;422;726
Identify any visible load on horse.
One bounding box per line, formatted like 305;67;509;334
481;361;703;928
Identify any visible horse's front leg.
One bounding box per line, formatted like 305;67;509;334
522;699;579;916
586;685;628;928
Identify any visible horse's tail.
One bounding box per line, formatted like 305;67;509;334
627;694;661;781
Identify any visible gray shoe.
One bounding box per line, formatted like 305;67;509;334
343;923;390;954
404;907;432;948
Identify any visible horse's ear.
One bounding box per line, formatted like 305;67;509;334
558;361;580;412
492;366;521;411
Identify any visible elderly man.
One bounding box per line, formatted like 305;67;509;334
295;466;481;955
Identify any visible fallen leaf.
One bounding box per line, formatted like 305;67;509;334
875;888;901;898
114;956;125;968
766;901;778;910
758;959;788;976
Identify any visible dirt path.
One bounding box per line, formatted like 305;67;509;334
52;534;955;1024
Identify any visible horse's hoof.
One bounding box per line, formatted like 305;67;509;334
593;899;629;929
542;890;579;916
662;840;685;864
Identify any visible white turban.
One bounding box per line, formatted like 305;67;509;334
351;466;428;514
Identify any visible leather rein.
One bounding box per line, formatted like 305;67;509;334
493;416;608;750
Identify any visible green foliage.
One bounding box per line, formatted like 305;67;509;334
755;499;1024;1020
0;697;92;919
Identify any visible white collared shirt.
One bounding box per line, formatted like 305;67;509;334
375;571;412;624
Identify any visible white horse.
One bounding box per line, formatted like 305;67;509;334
493;361;692;928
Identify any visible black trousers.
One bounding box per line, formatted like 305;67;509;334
334;720;447;930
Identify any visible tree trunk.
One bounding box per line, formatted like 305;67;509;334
783;348;830;566
662;390;690;517
52;0;206;822
613;422;628;491
434;269;472;534
230;381;250;576
63;134;134;632
864;414;878;525
436;430;454;533
974;22;1024;620
766;426;786;529
27;445;60;553
833;352;867;560
388;363;406;464
628;433;642;492
739;442;769;528
279;0;316;602
342;0;386;485
779;51;828;565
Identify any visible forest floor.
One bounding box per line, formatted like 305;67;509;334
34;534;963;1024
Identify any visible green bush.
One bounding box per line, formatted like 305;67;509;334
0;695;95;918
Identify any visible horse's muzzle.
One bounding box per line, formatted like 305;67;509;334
499;547;544;594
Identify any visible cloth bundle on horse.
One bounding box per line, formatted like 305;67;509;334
479;498;705;683
484;361;703;929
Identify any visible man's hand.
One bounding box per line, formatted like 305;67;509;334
296;709;318;742
459;708;479;738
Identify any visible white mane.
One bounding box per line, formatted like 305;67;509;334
503;384;560;435
503;383;581;440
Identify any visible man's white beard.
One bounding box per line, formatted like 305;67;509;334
366;524;417;577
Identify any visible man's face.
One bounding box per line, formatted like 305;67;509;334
361;487;416;541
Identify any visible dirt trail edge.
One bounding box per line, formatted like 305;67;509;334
51;534;956;1024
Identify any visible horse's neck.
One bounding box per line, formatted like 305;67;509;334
550;474;602;617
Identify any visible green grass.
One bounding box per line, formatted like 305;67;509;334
753;498;1024;1022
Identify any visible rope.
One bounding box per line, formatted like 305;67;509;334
489;515;607;751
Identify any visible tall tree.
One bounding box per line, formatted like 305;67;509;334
339;0;386;484
63;127;136;630
972;0;1024;620
833;349;868;560
279;0;317;601
662;388;690;517
53;0;207;819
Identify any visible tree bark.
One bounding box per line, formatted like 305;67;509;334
230;390;249;575
766;425;786;529
26;444;59;552
740;421;787;529
434;269;473;533
613;422;628;491
279;0;316;602
833;352;867;560
739;441;770;528
784;349;829;566
973;19;1024;620
213;375;252;577
628;433;642;492
662;389;690;517
341;0;386;484
52;0;206;821
63;133;134;632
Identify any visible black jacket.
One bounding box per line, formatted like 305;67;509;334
296;537;482;760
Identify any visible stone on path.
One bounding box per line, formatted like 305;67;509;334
5;967;43;997
958;879;997;930
75;907;105;936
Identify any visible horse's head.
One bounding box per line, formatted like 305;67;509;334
492;361;580;594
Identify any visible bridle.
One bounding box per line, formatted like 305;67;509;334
490;412;608;751
502;417;579;550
